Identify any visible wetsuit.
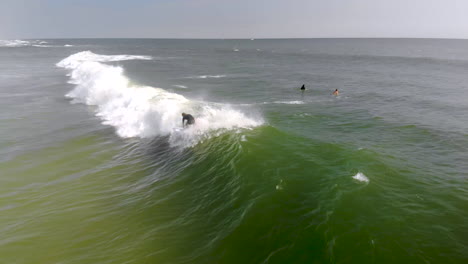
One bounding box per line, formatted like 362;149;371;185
182;114;195;126
300;85;305;90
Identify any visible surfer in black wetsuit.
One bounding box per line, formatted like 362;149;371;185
182;113;195;127
300;84;305;91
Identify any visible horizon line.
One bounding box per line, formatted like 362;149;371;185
9;37;468;41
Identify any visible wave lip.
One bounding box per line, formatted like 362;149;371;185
57;51;152;69
57;51;263;147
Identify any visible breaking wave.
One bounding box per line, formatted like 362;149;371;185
0;40;32;47
0;39;64;48
57;51;262;147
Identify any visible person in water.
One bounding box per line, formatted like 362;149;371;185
182;112;195;127
300;84;305;91
332;89;339;96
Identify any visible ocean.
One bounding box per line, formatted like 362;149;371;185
0;38;467;263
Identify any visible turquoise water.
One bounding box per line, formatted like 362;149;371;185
0;39;467;263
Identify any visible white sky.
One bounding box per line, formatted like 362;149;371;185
0;0;467;39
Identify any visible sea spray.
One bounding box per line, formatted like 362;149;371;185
57;51;263;146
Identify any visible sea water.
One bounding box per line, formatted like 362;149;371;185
0;39;467;263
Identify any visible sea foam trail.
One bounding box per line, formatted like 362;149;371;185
187;75;227;79
57;51;262;146
0;40;32;47
0;40;63;48
353;172;369;183
272;100;305;105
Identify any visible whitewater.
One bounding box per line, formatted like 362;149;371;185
57;51;263;147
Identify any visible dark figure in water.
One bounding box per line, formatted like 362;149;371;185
300;84;305;91
182;113;195;127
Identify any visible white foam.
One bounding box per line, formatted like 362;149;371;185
272;100;305;105
173;85;187;89
0;40;53;48
276;179;284;190
188;75;226;79
64;44;74;47
57;51;263;147
57;51;152;69
32;44;53;48
0;40;31;47
352;172;369;183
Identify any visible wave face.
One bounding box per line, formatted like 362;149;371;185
57;51;262;147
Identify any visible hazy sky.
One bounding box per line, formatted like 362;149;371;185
1;0;467;39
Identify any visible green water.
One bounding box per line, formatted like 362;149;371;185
2;125;466;263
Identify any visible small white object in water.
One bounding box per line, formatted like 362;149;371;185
353;172;369;183
276;179;283;190
273;100;304;105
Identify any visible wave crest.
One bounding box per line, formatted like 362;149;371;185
0;40;32;47
57;51;262;147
